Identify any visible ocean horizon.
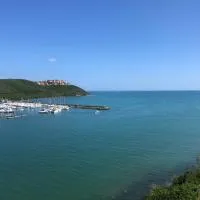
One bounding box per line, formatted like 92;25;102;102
1;91;200;200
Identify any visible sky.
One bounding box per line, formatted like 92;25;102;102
0;0;200;90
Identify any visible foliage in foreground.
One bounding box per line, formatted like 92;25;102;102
146;168;200;200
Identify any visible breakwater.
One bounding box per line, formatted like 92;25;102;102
66;104;110;110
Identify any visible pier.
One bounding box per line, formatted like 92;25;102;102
65;104;110;110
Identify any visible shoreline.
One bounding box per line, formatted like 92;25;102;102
110;158;198;200
0;93;88;101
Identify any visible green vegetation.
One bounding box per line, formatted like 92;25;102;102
146;167;200;200
0;79;88;100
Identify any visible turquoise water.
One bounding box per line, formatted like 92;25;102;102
1;91;200;200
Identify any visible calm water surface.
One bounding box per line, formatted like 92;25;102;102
1;91;200;200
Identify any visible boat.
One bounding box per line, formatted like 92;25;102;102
4;113;15;119
7;108;14;113
62;105;70;110
39;109;49;114
95;110;100;115
6;116;15;119
0;108;15;114
50;107;62;114
0;109;6;113
51;109;59;114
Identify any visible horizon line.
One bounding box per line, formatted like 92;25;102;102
88;90;200;92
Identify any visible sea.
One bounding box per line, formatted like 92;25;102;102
1;91;200;200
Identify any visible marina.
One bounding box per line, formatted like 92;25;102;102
0;99;110;119
0;100;70;119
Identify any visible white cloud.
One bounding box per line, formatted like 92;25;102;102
48;57;56;63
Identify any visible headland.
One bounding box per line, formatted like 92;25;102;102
0;79;88;100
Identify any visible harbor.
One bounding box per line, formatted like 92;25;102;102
0;100;110;119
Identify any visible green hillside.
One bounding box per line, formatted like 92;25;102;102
0;79;88;100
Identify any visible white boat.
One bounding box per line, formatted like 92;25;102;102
6;115;15;119
0;109;6;113
5;108;14;113
95;110;100;115
51;109;59;114
62;106;70;110
39;109;49;114
50;108;62;114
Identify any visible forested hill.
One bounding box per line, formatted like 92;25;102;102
0;79;88;100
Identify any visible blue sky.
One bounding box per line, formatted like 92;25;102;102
0;0;200;90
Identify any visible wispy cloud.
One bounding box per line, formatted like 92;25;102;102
48;57;56;63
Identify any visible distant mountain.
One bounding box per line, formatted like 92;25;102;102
0;79;88;100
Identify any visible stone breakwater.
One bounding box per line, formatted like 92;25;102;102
66;104;110;110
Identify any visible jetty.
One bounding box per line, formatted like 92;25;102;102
65;104;110;111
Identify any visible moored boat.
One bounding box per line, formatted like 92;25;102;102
39;109;49;114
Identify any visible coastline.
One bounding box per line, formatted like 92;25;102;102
111;158;198;200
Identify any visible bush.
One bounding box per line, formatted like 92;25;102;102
146;168;200;200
